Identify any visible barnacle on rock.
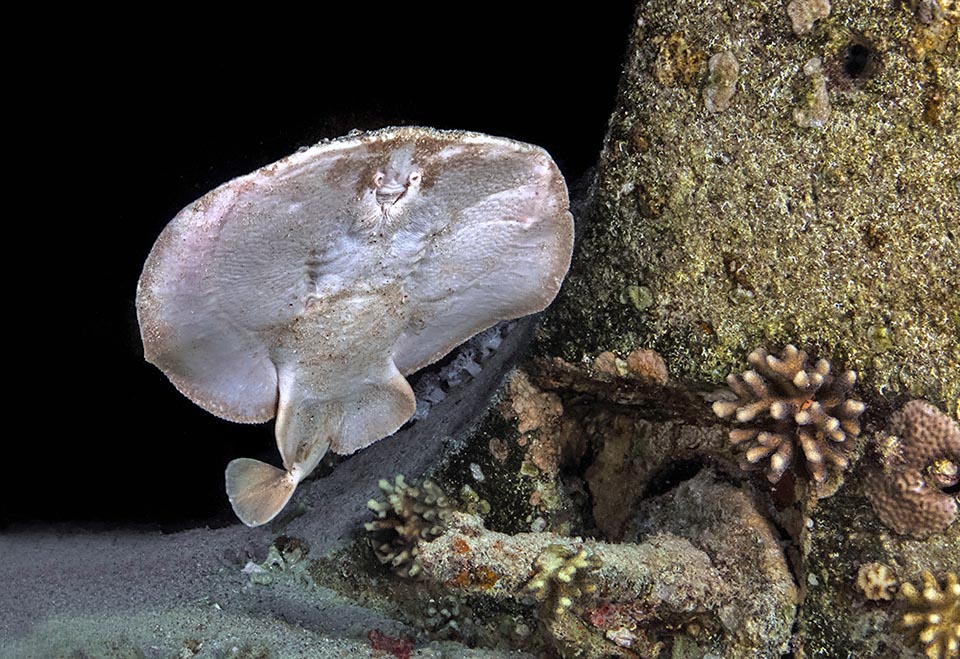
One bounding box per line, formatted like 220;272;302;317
712;344;865;485
866;400;960;538
858;562;898;601
525;544;602;617
365;475;456;579
899;571;959;659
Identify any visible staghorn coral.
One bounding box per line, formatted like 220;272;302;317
858;562;899;601
866;400;960;538
900;571;960;659
712;344;865;486
365;475;456;579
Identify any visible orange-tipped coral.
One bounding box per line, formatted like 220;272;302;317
712;344;865;484
900;571;959;659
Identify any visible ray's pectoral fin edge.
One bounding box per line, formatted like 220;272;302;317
329;363;416;455
225;457;297;527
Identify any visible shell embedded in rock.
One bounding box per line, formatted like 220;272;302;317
136;126;574;526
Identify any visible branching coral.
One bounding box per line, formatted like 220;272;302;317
866;400;960;538
525;544;602;617
365;475;456;578
712;344;865;485
899;571;959;659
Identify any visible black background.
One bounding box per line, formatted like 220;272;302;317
7;7;634;530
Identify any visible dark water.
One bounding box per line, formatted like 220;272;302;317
6;6;635;530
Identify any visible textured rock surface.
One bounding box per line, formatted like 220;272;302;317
543;0;960;410
626;471;798;659
416;491;794;659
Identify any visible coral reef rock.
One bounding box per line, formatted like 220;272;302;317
543;0;960;408
900;571;960;659
415;468;795;659
712;344;865;487
627;470;798;659
866;399;960;538
793;466;960;659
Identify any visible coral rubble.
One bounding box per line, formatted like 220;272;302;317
866;400;960;538
703;51;739;112
787;0;832;35
712;344;865;486
900;571;960;659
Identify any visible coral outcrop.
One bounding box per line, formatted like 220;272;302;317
542;0;960;408
900;571;960;659
712;344;865;486
365;475;456;579
866;400;960;538
412;469;796;659
415;512;730;658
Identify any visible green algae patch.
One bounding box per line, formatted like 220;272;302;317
543;0;960;409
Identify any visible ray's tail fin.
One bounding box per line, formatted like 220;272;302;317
225;458;297;527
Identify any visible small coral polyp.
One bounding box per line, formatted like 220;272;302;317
900;571;960;659
713;344;865;484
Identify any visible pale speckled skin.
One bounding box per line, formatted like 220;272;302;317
136;126;574;526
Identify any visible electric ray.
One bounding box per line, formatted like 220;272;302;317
136;126;574;526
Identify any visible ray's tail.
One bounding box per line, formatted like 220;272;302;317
225;458;298;526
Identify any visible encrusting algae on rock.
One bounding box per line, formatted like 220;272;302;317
541;0;960;410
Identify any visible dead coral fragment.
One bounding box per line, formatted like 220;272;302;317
787;0;831;35
794;57;832;128
900;571;959;659
593;348;669;384
866;400;960;538
525;544;602;617
703;51;739;113
858;562;899;601
712;344;865;484
365;475;455;579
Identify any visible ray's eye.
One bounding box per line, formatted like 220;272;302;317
408;171;422;186
373;172;385;187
